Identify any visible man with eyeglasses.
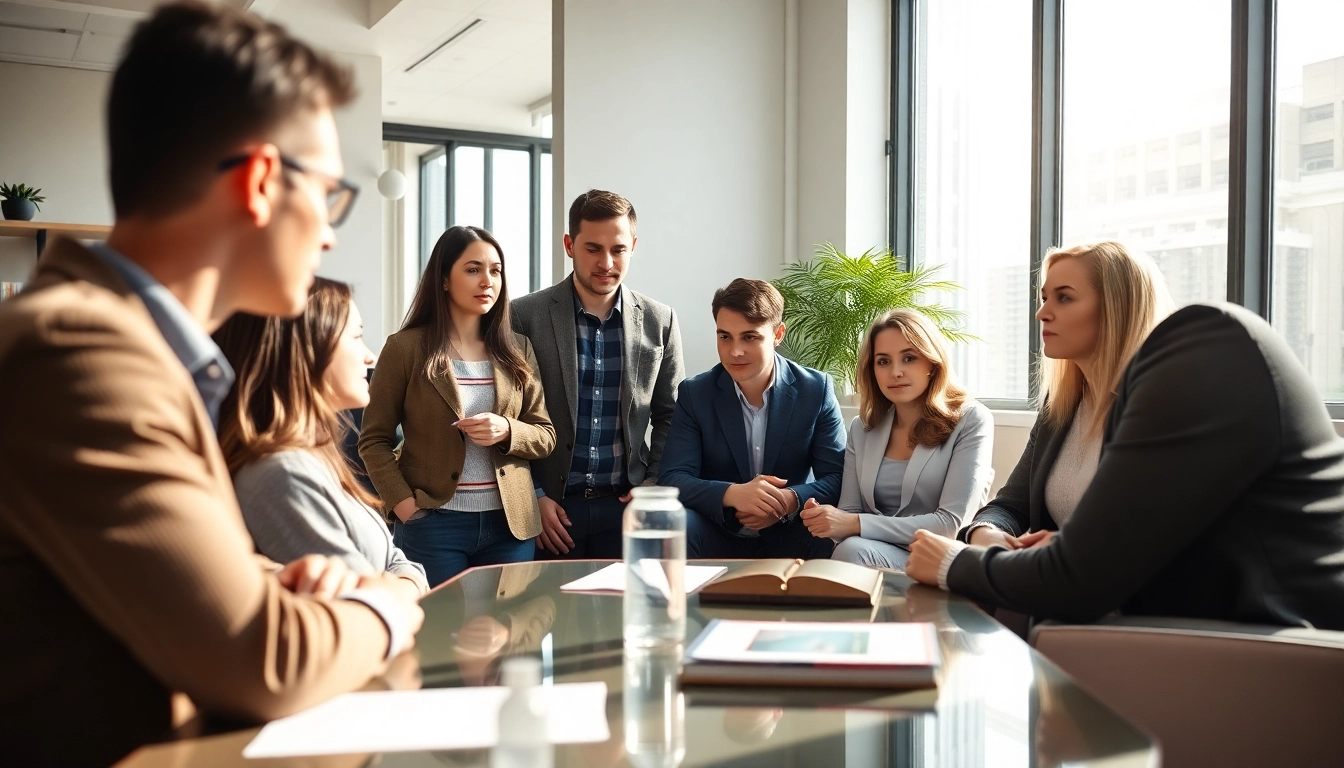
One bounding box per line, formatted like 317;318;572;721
0;3;421;765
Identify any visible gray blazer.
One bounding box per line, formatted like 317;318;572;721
839;402;995;545
510;274;684;499
233;450;428;593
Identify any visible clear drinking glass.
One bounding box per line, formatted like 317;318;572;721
623;649;686;768
622;486;686;649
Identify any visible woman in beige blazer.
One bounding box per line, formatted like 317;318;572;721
360;226;555;586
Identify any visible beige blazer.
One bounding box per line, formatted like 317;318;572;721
358;325;555;540
0;238;393;767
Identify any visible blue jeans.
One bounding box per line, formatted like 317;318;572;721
535;492;626;560
392;508;533;588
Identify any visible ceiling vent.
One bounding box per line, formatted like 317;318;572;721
403;17;483;74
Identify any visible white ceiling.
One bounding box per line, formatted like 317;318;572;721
0;0;551;136
372;0;551;133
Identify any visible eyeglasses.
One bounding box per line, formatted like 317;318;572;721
218;153;359;228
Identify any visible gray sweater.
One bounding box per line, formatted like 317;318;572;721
233;450;428;592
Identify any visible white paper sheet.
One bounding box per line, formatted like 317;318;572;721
243;682;608;758
559;562;726;594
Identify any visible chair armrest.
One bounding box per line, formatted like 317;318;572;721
1030;617;1344;768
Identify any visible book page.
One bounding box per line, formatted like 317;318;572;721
785;560;883;599
243;682;609;758
560;563;726;594
698;559;797;596
688;620;938;667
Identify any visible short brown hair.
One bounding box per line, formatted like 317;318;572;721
712;278;784;327
568;189;637;237
108;1;355;218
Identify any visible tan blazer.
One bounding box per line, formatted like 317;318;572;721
358;325;555;540
0;239;394;767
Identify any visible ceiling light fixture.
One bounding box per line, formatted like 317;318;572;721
404;18;484;74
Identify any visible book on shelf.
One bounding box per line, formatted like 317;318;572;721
696;558;884;607
680;619;940;689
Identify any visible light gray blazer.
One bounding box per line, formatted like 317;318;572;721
510;274;684;500
838;401;995;546
233;450;428;593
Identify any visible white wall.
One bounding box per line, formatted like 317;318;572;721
0;62;113;282
558;0;786;375
796;0;890;260
0;54;387;348
323;51;388;351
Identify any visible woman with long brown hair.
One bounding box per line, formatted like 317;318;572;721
799;308;995;569
215;278;428;597
359;226;554;587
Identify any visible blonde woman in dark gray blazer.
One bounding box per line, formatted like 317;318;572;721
800;309;994;570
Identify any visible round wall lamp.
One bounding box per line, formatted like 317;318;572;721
377;169;407;201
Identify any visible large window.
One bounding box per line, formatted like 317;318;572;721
915;0;1033;401
1272;0;1344;402
385;125;553;296
891;0;1344;415
1061;0;1230;308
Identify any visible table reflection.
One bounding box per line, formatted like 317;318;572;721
326;563;1158;768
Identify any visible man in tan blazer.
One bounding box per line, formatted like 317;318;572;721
0;4;421;765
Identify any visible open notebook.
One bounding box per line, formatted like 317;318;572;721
697;559;884;607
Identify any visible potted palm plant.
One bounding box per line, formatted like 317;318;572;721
772;243;972;396
0;183;45;221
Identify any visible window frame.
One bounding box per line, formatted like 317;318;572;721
888;0;1342;418
384;123;552;292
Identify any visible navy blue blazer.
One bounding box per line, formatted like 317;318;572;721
659;355;846;534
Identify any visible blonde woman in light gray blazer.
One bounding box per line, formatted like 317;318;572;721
800;309;994;570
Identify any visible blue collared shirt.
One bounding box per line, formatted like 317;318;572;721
91;244;234;427
731;363;778;538
732;364;778;478
568;289;626;493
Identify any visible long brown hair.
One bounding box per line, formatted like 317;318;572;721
1036;241;1171;437
214;278;380;509
402;225;530;385
856;308;969;447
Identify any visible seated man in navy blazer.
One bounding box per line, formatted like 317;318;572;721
660;278;845;559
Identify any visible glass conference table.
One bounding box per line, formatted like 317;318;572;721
117;561;1157;767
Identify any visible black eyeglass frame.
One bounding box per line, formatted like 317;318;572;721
217;154;360;228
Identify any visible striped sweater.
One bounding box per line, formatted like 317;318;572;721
441;359;505;512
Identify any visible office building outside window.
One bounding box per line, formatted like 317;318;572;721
1272;1;1344;401
1061;0;1230;309
915;0;1033;401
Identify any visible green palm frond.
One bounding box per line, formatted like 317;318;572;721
771;243;978;392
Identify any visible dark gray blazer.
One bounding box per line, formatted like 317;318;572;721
947;304;1344;629
956;405;1074;541
510;274;684;500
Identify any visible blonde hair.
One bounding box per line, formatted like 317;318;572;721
1037;241;1172;437
856;308;968;447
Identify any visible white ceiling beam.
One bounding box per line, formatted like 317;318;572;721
242;0;279;18
367;0;407;29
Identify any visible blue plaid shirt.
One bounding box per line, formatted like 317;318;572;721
568;292;626;493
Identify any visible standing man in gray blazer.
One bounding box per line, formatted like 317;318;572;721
511;189;684;558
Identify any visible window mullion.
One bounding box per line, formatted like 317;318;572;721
891;0;918;270
1029;0;1064;403
1226;0;1276;317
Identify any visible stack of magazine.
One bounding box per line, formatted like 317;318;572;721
680;619;940;689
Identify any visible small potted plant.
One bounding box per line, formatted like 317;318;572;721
772;243;973;397
1;183;45;221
